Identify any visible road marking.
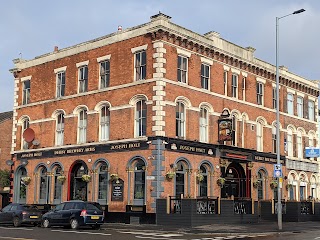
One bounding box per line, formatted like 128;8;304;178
50;229;111;235
0;227;33;231
119;231;184;237
0;237;35;240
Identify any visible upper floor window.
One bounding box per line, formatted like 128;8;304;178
135;100;147;137
22;80;30;105
176;102;186;138
287;129;293;157
199;107;208;142
256;121;263;151
135;51;146;80
297;131;303;159
78;66;88;93
224;71;228;96
308;100;315;121
177;56;188;83
232;74;238;98
78;109;87;144
55;113;64;146
256;82;263;105
100;60;110;88
56;72;65;98
242;77;246;101
100;106;110;141
297;97;303;118
287;93;294;115
272;88;277;109
21;118;29;150
201;64;210;90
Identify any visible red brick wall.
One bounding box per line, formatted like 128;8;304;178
0;118;12;170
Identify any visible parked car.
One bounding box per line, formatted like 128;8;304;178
42;200;104;229
0;203;42;227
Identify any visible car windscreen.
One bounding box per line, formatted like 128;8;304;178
22;205;39;210
86;203;102;211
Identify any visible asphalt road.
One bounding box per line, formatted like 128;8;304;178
0;225;318;240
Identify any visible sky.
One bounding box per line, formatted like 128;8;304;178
1;0;319;113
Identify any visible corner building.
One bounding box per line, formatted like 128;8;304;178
9;13;319;222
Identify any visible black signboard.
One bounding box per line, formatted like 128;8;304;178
16;140;149;159
111;179;124;201
164;139;215;156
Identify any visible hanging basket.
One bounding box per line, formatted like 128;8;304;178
21;176;31;185
81;174;91;182
253;181;261;189
166;171;175;180
270;181;278;189
217;177;225;187
110;173;119;181
57;175;66;184
286;183;293;191
196;174;204;183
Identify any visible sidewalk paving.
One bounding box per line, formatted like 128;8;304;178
102;221;320;235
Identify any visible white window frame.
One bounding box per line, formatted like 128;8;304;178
77;109;87;144
99;106;110;141
177;55;188;84
232;74;238;98
134;51;146;81
22;80;31;105
272;125;277;153
308;100;315;121
297;96;303;118
272;88;277;109
287;93;294;115
78;65;88;93
56;71;66;98
199;107;208;143
201;63;210;90
55;113;64;146
224;71;228;96
21;118;29;150
256;121;263;151
135;100;147;137
99;60;110;89
242;77;246;101
287;129;293;157
257;82;264;105
176;102;186;138
297;131;303;159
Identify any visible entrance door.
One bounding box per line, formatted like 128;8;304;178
222;162;246;199
70;162;88;201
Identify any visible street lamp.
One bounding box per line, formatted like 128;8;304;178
276;8;305;230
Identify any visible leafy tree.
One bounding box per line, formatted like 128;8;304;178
0;169;10;188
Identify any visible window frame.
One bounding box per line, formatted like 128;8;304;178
135;100;147;137
308;100;315;121
56;71;66;98
55;113;64;146
297;96;303;118
232;74;238;98
176;101;186;138
199;107;209;143
78;65;88;93
77;109;87;144
177;55;188;84
99;60;110;88
201;63;210;90
99;105;110;141
256;82;264;105
22;80;31;105
287;93;294;115
134;51;146;81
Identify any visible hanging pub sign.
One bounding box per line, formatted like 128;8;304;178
218;110;233;143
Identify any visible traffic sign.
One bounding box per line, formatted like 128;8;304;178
273;164;282;178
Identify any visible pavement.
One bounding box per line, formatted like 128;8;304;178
101;221;320;235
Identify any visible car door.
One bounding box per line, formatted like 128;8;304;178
60;202;75;225
0;204;12;223
48;203;65;225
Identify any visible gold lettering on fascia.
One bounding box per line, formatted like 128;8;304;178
54;147;96;155
179;145;206;153
255;156;276;162
110;143;140;150
21;152;43;158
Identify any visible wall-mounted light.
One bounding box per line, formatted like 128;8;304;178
46;161;50;165
88;159;92;163
80;166;84;171
5;160;14;166
20;159;28;166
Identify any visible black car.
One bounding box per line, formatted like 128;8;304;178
0;203;42;227
42;200;104;229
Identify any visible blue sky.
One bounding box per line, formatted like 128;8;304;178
1;0;319;112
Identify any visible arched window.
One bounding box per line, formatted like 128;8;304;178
53;165;63;204
39;167;49;204
16;167;27;203
100;106;110;141
134;160;145;205
98;163;108;201
176;102;186;138
199;165;208;197
78;109;87;144
287;128;293;157
256;120;263;151
135;100;147;137
297;131;303;159
55;113;64;146
299;174;307;201
257;169;266;200
21;118;29;150
199;107;208;142
288;172;297;201
175;161;186;197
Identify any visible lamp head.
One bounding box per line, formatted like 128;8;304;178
293;9;305;14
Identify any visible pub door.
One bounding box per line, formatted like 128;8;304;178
221;162;246;199
69;161;88;201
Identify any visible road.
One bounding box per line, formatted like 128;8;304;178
0;225;318;240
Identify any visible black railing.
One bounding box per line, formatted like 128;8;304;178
300;201;312;214
233;198;252;214
274;199;286;214
169;196;182;214
196;197;218;214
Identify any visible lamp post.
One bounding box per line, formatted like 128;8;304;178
276;8;305;230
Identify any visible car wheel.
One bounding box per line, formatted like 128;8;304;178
42;218;51;228
70;219;79;229
13;217;21;227
92;225;100;230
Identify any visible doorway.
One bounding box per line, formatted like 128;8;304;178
222;162;246;199
69;161;88;201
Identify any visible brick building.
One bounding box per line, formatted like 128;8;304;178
0;111;13;170
9;13;319;222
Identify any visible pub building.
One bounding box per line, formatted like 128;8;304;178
9;13;319;223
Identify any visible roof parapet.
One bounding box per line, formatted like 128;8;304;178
204;31;221;39
150;12;171;22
